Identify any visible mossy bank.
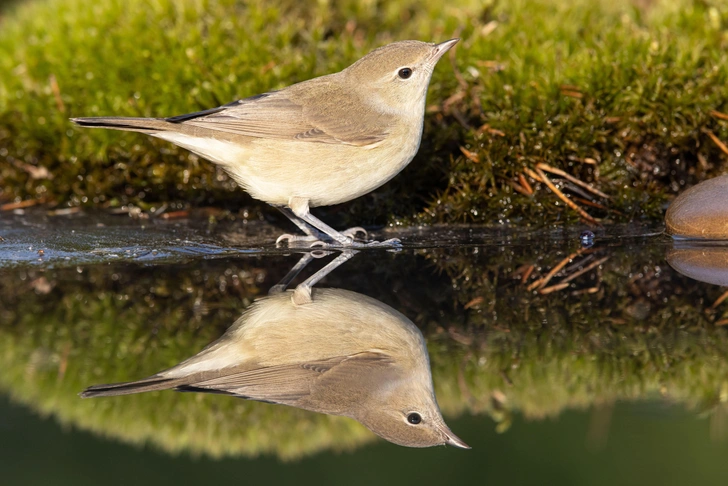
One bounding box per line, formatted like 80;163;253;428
1;0;727;225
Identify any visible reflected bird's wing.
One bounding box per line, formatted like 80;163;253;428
177;351;397;409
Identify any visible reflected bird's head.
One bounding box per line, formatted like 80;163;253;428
357;385;470;449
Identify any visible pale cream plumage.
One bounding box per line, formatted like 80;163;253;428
80;285;468;449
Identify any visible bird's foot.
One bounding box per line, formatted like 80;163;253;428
276;233;323;248
341;227;368;240
303;237;402;250
276;227;369;249
360;237;402;249
276;226;399;250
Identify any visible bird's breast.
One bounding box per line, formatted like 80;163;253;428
197;117;424;207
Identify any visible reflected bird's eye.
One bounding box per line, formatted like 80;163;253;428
398;68;413;79
407;412;422;424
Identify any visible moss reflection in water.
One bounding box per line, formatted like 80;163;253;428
1;243;728;459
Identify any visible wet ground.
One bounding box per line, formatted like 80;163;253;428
2;209;728;485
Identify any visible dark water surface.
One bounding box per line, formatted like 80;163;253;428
2;210;728;485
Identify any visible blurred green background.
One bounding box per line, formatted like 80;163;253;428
3;395;728;486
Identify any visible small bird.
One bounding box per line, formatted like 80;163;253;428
71;39;459;248
80;257;468;449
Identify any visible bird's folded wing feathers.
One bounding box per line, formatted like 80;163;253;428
180;351;395;403
167;83;393;147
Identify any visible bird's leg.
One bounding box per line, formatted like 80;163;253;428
275;205;368;247
292;250;358;305
287;197;397;249
287;197;354;246
275;206;329;246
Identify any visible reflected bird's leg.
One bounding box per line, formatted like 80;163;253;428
269;251;327;295
292;250;358;305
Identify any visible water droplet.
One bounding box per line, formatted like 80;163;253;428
580;230;595;248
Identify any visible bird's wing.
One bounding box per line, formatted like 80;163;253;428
175;351;396;406
166;82;393;147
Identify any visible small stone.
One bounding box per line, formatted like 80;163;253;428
665;175;728;239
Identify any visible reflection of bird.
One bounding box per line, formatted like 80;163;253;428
71;39;458;248
82;282;468;449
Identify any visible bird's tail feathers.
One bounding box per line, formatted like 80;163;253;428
80;375;180;398
70;117;173;133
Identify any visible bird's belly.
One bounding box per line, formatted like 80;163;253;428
155;130;421;206
232;136;421;207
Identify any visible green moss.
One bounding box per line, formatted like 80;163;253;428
416;0;728;226
1;245;728;459
0;0;727;223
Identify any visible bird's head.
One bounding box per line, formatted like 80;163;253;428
343;39;459;115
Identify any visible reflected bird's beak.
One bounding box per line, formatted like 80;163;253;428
440;424;471;449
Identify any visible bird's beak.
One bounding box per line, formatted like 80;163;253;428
431;38;460;61
439;423;471;449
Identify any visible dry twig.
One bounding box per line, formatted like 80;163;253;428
460;146;480;163
527;251;581;291
535;167;599;224
536;162;610;199
523;167;544;183
703;128;728;156
560;256;609;284
1;198;46;210
712;290;728;309
518;173;533;195
539;282;570;294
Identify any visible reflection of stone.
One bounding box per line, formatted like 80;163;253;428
82;251;468;449
666;175;728;239
666;244;728;286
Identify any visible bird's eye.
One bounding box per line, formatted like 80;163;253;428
407;413;422;425
398;68;413;79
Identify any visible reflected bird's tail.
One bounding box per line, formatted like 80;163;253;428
80;375;180;398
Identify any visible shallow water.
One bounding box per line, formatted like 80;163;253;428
2;210;728;485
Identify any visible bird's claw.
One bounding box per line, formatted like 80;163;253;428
276;233;322;248
364;238;402;250
342;227;368;240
